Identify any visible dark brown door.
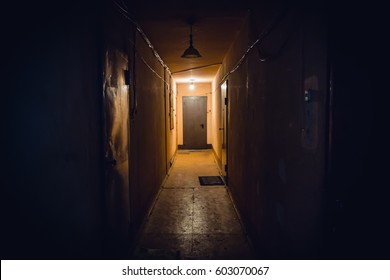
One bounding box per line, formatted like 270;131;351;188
102;48;130;257
183;96;207;149
221;81;228;179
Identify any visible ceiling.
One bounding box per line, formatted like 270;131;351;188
126;1;250;83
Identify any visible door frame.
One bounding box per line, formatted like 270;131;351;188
221;80;228;183
182;96;208;149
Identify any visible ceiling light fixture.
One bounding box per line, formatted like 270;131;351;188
181;19;202;59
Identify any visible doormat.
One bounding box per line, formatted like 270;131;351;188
198;176;225;186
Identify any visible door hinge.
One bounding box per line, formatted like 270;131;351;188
225;97;228;106
224;164;228;172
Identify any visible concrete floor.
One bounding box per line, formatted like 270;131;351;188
132;149;254;259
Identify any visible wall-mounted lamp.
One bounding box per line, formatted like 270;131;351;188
189;82;195;90
181;19;202;59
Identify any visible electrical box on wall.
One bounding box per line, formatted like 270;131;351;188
304;89;313;102
302;88;319;150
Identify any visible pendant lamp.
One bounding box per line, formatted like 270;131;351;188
181;20;202;58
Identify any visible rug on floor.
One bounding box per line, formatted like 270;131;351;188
198;176;225;186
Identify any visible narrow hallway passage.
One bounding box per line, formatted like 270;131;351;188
3;0;389;261
132;150;254;259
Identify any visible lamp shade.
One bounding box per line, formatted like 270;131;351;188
181;45;202;58
181;21;202;58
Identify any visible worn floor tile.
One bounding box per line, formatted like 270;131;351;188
132;150;254;259
190;234;254;259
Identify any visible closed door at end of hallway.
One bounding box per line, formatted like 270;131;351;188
183;96;207;149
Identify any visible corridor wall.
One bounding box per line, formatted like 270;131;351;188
212;3;328;258
2;0;177;259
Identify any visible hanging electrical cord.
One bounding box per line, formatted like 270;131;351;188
138;54;166;82
112;0;172;83
111;0;172;119
113;0;178;121
220;6;291;83
257;36;291;62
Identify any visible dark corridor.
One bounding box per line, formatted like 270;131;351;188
2;0;390;260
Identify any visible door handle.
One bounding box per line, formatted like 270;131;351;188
200;124;204;129
219;128;224;130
